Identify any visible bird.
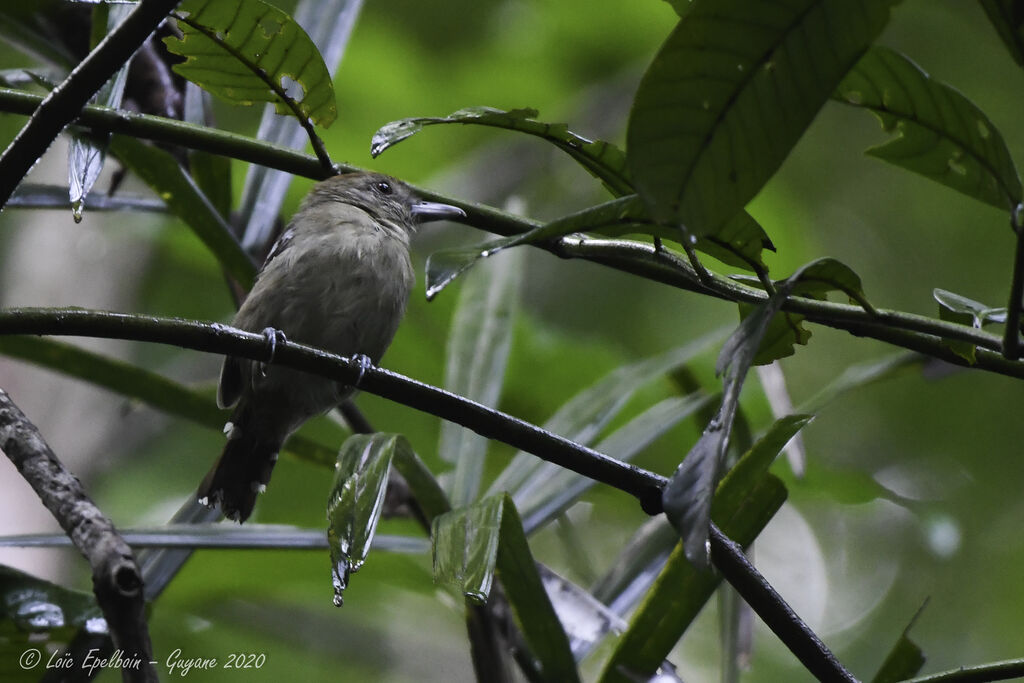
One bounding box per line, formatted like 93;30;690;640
197;172;465;522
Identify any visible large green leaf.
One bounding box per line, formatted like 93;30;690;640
836;46;1022;211
627;0;896;235
440;247;522;506
373;107;632;196
327;433;451;605
165;0;337;127
433;494;579;682
109;135;256;289
328;434;400;605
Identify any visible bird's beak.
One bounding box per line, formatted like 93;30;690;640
411;200;466;223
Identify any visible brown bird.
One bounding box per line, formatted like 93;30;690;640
198;172;464;521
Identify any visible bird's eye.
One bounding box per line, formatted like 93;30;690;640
376;181;393;195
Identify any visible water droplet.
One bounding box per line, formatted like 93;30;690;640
701;100;710;110
977;120;990;139
882;89;893;109
71;200;84;224
736;63;744;72
842;90;863;105
763;60;775;72
947;156;967;176
85;616;109;634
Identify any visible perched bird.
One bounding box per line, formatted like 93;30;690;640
198;172;465;522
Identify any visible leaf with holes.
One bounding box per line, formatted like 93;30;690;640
628;0;896;235
165;0;337;127
373;107;632;196
836;46;1022;211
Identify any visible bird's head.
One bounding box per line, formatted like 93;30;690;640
303;172;465;236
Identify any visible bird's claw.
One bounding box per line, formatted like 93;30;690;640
259;327;287;377
351;353;373;387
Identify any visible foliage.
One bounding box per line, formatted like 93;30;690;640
0;1;1023;682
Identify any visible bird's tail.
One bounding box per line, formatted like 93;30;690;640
197;402;284;523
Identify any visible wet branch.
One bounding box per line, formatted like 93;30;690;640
0;306;855;681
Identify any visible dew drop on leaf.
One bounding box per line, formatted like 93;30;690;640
977;120;990;139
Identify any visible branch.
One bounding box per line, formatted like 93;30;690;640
0;307;667;510
0;0;183;210
0;88;1017;381
0;307;863;678
709;524;855;682
0;389;156;683
904;658;1024;683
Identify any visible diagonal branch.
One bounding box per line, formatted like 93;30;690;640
0;388;157;683
0;0;183;211
0;307;855;682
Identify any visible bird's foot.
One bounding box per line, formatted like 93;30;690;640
259;327;287;377
351;353;374;387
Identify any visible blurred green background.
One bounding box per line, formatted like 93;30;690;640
1;1;1023;680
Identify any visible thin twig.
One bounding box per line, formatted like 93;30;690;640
0;389;157;683
0;0;183;210
0;87;1016;379
902;658;1024;683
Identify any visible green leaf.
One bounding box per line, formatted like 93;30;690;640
694;211;776;271
733;257;874;366
836;46;1022;211
933;288;1007;327
425;196;643;299
737;301;811;366
980;1;1024;68
440;248;522;506
68;4;133;223
518;393;713;533
0;564;104;662
432;494;579;682
327;434;400;605
165;0;337;127
663;283;797;565
599;475;787;683
789;257;876;314
871;604;927;683
0;335;339;467
109;135;256;288
373;107;633;196
932;288;1010;364
488;328;726;499
627;0;896;235
797;350;922;414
